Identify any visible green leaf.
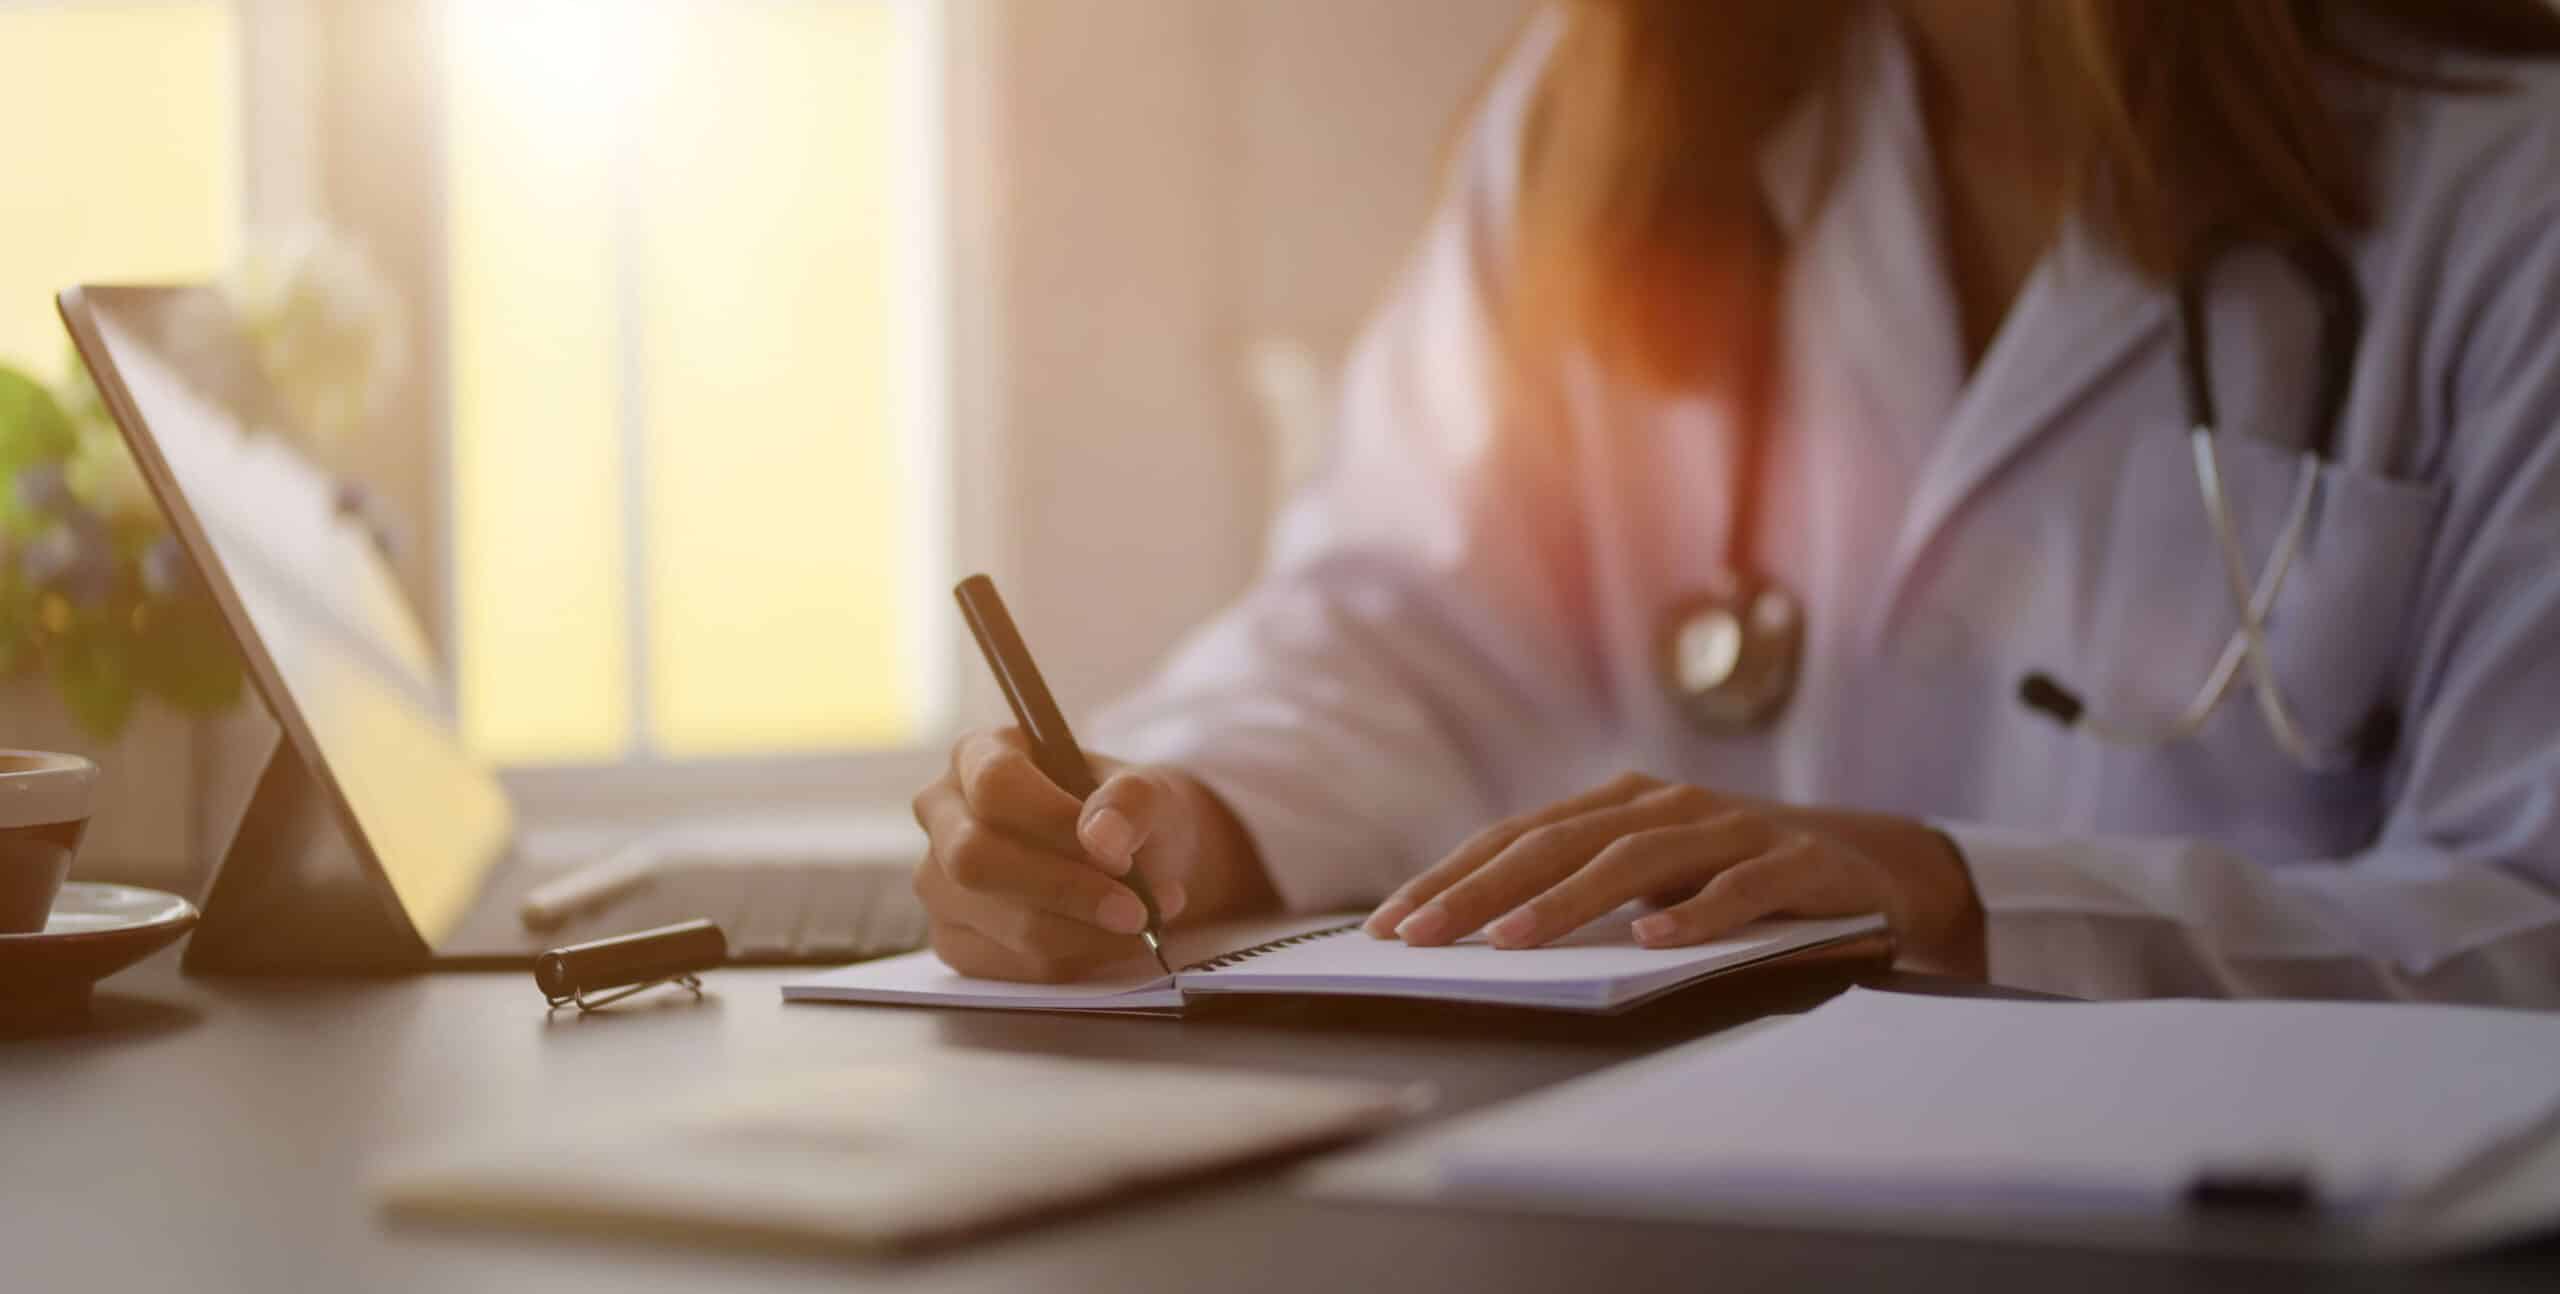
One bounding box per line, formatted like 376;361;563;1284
57;342;107;426
0;561;27;676
0;364;77;475
52;627;137;739
133;596;245;714
0;366;79;542
67;415;156;527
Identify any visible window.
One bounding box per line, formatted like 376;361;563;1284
0;2;240;377
444;0;949;771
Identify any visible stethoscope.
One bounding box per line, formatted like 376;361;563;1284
1657;231;2382;770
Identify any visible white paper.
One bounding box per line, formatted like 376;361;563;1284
1428;988;2560;1219
781;947;1183;1011
780;912;1339;1012
783;910;1882;1014
1186;912;1882;1010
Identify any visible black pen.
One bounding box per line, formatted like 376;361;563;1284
953;574;1173;976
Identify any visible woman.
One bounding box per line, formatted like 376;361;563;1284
912;0;2560;1000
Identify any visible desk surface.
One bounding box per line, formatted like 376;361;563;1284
8;949;2557;1293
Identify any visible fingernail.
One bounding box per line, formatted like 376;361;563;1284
1154;879;1187;920
1488;909;1538;948
1632;914;1676;944
1365;899;1413;938
1098;892;1148;935
1395;906;1449;944
1083;807;1137;873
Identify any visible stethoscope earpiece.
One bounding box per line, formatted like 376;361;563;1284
2017;672;2086;727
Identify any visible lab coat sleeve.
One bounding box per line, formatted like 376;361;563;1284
1944;193;2560;1004
1090;20;1597;914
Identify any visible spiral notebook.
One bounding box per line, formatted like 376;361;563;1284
782;908;1888;1015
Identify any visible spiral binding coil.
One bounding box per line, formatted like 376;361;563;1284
1183;922;1362;974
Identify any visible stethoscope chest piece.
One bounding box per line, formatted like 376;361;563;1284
1657;568;1803;733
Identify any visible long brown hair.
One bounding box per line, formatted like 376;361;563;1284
1512;0;2560;392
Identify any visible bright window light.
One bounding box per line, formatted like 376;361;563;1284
445;0;945;767
0;3;239;376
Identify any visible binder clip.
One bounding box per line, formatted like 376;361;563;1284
535;919;728;1013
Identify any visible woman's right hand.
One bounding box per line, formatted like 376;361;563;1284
910;728;1275;982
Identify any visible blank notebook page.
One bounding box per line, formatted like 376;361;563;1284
785;909;1883;1014
781;913;1348;1013
1182;911;1883;1010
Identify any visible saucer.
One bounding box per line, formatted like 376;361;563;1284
0;882;198;1028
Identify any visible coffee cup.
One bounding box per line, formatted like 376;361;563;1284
0;750;97;934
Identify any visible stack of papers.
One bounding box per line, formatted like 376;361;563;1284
1309;988;2560;1258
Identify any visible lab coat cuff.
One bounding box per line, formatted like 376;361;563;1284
1177;760;1396;916
1931;819;2156;996
1933;820;2158;915
1093;714;1402;916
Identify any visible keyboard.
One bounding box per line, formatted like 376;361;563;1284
530;856;928;965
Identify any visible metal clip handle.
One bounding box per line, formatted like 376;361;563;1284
546;971;706;1015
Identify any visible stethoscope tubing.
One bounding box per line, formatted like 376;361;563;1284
2030;233;2369;770
2067;430;2345;769
2194;426;2337;768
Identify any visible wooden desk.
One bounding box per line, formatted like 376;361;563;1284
7;949;2555;1292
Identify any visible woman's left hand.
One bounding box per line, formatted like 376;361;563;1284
1361;773;1986;975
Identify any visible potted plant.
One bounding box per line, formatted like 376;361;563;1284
0;227;405;891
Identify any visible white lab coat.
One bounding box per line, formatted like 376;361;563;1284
1096;14;2560;1002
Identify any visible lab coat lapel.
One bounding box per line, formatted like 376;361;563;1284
1876;228;2171;627
1759;12;2175;635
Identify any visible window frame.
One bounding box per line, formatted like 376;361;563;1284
423;0;1004;826
238;0;321;234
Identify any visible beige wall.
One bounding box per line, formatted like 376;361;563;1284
1236;0;1525;385
985;0;1529;712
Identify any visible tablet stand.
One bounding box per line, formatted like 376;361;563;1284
184;731;432;973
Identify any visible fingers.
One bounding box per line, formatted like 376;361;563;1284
928;921;1025;979
953;727;1083;848
1078;767;1191;881
911;729;1201;984
1392;791;1703;945
1356;767;1905;955
918;766;1188;983
926;918;1128;983
946;731;1189;919
1483;817;1770;948
916;786;1151;933
916;864;1138;976
1626;834;1876;947
1365;771;1663;938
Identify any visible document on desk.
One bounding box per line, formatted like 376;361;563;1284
781;909;1887;1015
374;1051;1425;1254
1304;987;2560;1259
